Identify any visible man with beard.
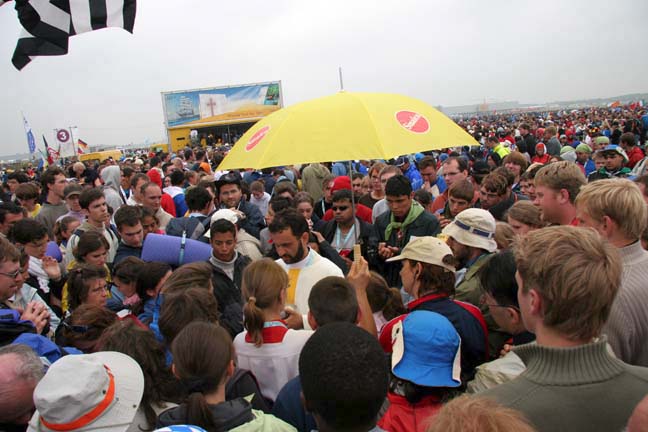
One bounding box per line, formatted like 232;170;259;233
269;208;343;330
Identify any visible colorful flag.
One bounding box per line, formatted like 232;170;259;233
607;101;621;108
77;138;88;154
12;0;137;70
43;135;56;165
22;114;36;154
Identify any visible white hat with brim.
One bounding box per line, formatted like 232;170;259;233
28;351;144;432
442;208;497;253
386;236;455;273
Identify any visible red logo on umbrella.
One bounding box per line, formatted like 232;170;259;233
245;126;271;152
395;111;430;134
57;129;70;142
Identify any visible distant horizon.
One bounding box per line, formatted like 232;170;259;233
2;90;646;162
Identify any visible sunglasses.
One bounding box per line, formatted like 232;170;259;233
332;205;349;212
62;320;93;333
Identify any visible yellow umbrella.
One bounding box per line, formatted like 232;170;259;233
218;91;478;170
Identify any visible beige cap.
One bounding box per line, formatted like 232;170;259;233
386;236;455;273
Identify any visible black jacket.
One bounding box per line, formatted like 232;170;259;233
371;210;440;287
157;398;255;430
236;200;265;240
209;253;251;338
113;242;142;266
320;217;374;270
165;215;211;240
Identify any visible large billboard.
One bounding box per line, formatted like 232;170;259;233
162;81;282;128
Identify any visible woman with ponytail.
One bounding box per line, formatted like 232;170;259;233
157;321;293;431
233;258;313;403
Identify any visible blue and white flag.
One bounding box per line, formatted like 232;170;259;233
22;113;36;154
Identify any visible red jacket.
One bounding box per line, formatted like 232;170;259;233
378;393;443;432
627;146;645;169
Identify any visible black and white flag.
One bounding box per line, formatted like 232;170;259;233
12;0;136;70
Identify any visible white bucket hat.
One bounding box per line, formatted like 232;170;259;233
442;208;497;253
28;352;144;432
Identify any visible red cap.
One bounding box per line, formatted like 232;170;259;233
331;176;352;193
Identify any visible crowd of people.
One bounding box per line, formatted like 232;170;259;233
1;103;648;432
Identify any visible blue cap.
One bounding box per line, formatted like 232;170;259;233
391;310;462;388
601;144;629;162
395;156;408;167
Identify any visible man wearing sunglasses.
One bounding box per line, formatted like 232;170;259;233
319;190;373;271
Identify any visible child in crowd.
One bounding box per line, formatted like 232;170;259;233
62;231;112;313
110;256;145;312
157;322;292;430
141;207;164;238
134;261;172;325
366;271;406;331
379;311;462;432
53;216;81;258
66;264;109;313
531;143;551;164
234;258;313;402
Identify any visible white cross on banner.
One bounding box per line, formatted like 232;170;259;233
55;128;75;158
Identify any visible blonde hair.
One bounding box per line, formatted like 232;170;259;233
426;395;536;432
575;179;647;240
242;258;289;347
506;201;544;228
514;226;622;341
534;161;586;203
495;222;515;250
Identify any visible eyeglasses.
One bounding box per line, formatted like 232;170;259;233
62;320;92;333
332;205;349;212
0;269;21;279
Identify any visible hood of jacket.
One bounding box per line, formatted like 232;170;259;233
101;165;121;190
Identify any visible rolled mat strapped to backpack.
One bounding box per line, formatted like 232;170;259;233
141;233;212;267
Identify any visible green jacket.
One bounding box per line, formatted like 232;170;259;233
454;253;510;358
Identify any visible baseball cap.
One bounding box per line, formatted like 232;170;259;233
204;208;239;239
442;208;497;253
395;156;408;167
575;144;592;154
214;172;241;192
331;176;352;193
28;351;144;432
386;236;455;273
64;184;82;199
594;136;610;146
391;310;461;388
600;144;629;162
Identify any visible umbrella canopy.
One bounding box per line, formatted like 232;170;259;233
218;91;478;170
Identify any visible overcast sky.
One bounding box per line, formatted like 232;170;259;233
1;0;647;157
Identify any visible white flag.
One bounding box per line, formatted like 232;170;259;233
55;128;76;158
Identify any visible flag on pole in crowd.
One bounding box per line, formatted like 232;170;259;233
22;113;36;154
55;128;76;158
607;101;621;108
43;135;58;165
77;138;88;154
11;0;137;70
